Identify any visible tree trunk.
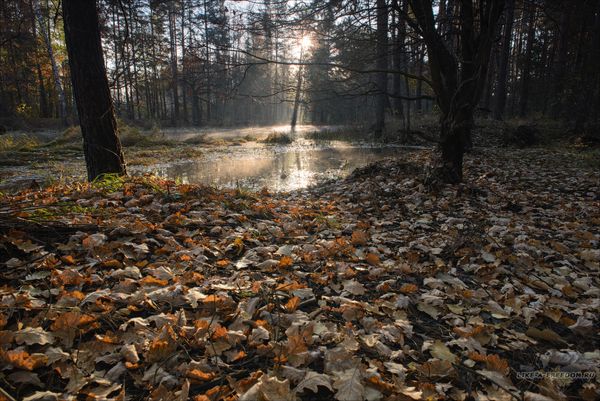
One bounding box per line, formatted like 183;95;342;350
169;4;180;126
437;105;473;183
36;64;49;117
374;0;388;136
518;2;535;117
392;0;405;119
406;0;504;184
493;0;514;120
550;10;570;119
32;0;67;124
62;0;126;181
290;64;304;132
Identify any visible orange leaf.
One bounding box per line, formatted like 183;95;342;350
211;325;229;340
229;350;246;362
365;253;380;266
275;281;306;292
51;312;96;332
193;386;228;401
286;334;307;355
216;259;230;267
279;256;294;268
96;332;119;344
52;269;85;286
187;369;216;381
399;283;418;294
102;259;122;268
467;352;488;362
61;255;76;265
0;349;47;370
351;230;369;246
366;376;396;394
147;326;178;362
140;276;168;286
485;354;510;375
284;296;301;312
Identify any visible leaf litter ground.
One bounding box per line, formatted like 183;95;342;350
0;148;598;401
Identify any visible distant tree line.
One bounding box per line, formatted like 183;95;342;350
1;0;598;134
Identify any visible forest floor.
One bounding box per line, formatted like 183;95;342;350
0;146;598;401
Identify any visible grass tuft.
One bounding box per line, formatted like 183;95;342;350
262;132;293;144
0;134;41;151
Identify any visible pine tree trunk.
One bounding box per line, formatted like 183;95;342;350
62;0;126;181
518;2;535;117
392;0;405;119
169;5;180;126
32;0;68;124
374;0;388;136
493;0;514;120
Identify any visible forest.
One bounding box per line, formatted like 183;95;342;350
0;0;599;400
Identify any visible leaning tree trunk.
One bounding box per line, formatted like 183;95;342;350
62;0;126;181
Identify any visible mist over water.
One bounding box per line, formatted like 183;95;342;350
133;124;401;191
146;144;400;192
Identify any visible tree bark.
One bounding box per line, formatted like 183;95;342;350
493;0;514;120
32;0;67;124
169;4;180;125
406;0;504;183
62;0;126;181
391;0;405;120
518;2;535;117
374;0;389;136
550;10;570;119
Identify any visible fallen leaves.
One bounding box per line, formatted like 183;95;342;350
0;150;598;401
0;349;48;370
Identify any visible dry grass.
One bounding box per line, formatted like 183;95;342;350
0;134;41;152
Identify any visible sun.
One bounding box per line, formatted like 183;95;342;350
300;35;313;49
291;34;314;59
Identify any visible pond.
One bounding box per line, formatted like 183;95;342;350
139;143;404;192
0;125;422;193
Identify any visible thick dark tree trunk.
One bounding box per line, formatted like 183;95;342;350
406;0;504;184
437;108;473;183
62;0;126;181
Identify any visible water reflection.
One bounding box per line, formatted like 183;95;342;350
147;145;400;192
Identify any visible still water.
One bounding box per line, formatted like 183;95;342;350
145;144;402;192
